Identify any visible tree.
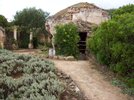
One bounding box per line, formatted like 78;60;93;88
14;7;49;31
87;4;134;95
112;4;134;17
0;15;8;27
87;4;134;77
13;8;49;48
55;23;80;58
107;9;116;18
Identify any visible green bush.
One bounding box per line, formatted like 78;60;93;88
88;13;134;76
87;5;134;93
112;79;134;96
112;4;134;17
0;15;8;27
55;23;80;58
0;49;65;99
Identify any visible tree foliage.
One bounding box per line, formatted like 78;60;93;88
13;8;49;48
55;23;80;58
0;15;8;27
112;4;134;17
88;14;134;75
14;7;49;29
87;4;134;90
107;9;116;17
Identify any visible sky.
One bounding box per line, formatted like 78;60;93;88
0;0;134;21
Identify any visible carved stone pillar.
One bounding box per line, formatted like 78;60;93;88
0;27;5;49
0;42;4;49
13;26;17;41
28;32;33;49
12;26;18;49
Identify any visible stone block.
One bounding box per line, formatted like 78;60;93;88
66;56;75;61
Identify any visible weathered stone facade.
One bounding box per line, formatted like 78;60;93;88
45;2;110;35
0;27;5;48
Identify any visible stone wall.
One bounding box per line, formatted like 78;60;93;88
72;8;109;24
0;27;5;48
46;2;110;35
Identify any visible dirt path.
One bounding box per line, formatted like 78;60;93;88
52;59;131;100
13;49;132;100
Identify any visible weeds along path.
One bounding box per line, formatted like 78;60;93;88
52;59;131;100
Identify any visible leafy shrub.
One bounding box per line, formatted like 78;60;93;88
88;13;134;76
0;14;8;27
112;4;134;17
55;23;80;58
112;78;134;96
0;49;65;99
87;4;134;94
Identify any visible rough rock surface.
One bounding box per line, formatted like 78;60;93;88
56;70;88;100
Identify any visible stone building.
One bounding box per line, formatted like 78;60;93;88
45;2;110;54
0;27;5;49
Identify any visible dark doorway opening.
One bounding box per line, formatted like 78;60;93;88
18;32;29;48
78;32;87;54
